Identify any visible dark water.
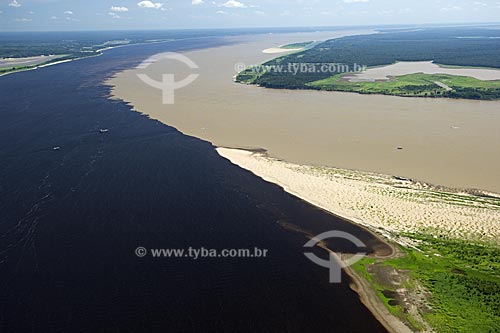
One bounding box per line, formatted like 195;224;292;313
0;32;389;332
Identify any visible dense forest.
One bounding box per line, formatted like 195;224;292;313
237;27;500;100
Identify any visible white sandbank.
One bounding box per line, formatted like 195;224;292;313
217;148;500;245
262;47;303;54
345;61;500;81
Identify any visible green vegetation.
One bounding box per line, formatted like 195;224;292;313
236;27;500;100
235;65;266;84
308;73;500;100
280;41;314;49
353;235;500;332
0;52;95;76
0;65;30;75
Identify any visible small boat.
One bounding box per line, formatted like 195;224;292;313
53;146;61;151
99;129;110;133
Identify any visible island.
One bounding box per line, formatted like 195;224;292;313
237;28;500;100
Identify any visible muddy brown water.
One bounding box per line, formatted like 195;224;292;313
109;31;500;194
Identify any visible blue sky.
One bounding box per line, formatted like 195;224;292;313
1;0;500;31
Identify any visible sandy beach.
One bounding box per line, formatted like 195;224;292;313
217;148;500;245
262;47;302;54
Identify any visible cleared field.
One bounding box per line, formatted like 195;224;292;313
308;73;500;100
343;61;500;81
0;55;65;69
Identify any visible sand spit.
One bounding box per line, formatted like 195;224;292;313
217;148;500;245
345;61;500;81
262;47;302;54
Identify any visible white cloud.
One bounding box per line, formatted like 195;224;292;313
137;1;164;9
440;6;462;11
109;12;121;19
343;0;369;3
111;6;129;12
8;0;21;8
50;16;57;20
14;17;31;22
64;11;74;15
216;10;228;14
219;0;247;8
192;0;204;4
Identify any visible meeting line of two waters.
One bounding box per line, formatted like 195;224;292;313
110;31;500;195
0;30;392;332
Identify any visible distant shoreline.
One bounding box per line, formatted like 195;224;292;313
0;38;191;77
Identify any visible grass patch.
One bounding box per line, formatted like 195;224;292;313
358;235;500;332
235;65;264;84
352;257;376;282
281;41;314;49
307;73;500;100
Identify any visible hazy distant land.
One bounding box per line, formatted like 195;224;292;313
0;30;193;75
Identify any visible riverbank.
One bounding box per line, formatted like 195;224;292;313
216;148;499;244
217;147;500;332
